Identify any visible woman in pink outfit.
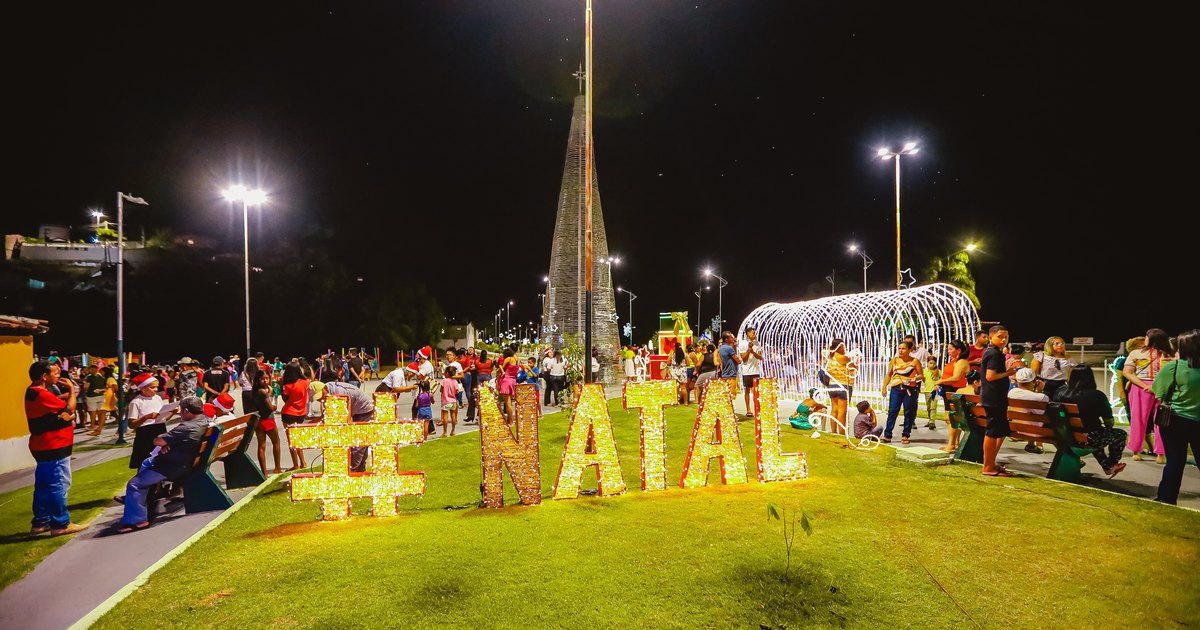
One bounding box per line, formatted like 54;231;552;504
497;347;521;424
1123;328;1174;463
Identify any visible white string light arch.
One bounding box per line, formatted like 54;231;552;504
738;284;981;407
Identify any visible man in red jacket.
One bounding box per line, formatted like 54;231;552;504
26;360;85;536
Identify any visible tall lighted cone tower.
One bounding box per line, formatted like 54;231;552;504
542;94;620;383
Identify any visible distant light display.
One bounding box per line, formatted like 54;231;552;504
480;384;542;507
622;380;678;492
553;383;628;499
680;378;748;488
752;378;808;482
737;283;980;407
287;393;426;521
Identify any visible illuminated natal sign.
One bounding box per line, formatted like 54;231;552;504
288;380;806;521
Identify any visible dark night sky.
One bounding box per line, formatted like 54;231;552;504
7;1;1189;351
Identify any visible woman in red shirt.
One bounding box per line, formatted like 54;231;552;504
279;364;310;471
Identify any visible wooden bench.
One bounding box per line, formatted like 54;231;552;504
147;414;263;521
947;393;1099;482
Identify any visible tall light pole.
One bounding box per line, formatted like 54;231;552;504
583;0;594;383
877;141;919;289
616;287;637;342
825;269;836;295
115;191;147;445
223;185;267;363
506;300;514;331
694;285;709;334
703;268;728;332
848;244;873;293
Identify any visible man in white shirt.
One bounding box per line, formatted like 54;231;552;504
738;327;763;417
541;349;556;405
903;335;931;366
1008;367;1049;455
445;349;464;405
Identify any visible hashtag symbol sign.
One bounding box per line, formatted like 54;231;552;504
286;393;426;521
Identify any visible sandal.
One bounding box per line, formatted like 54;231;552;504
1105;463;1127;478
1132;453;1143;461
982;469;1014;477
30;525;51;535
115;522;150;534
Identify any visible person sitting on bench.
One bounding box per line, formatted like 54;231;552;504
117;396;211;533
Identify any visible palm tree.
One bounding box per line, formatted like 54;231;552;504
923;251;979;308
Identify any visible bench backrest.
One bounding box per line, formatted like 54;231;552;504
959;394;1087;445
211;413;257;462
187;425;222;478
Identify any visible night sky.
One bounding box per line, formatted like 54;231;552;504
8;1;1188;353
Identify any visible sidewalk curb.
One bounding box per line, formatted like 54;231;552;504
68;473;284;630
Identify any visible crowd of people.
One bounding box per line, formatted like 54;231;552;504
24;327;1199;537
811;326;1199;504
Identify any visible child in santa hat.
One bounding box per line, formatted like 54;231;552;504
127;374;165;469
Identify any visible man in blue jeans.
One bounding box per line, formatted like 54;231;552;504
118;396;211;532
26;360;85;536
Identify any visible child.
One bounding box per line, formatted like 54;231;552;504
980;325;1018;476
923;357;940;427
852;400;883;439
517;357;540;393
440;366;461;437
416;381;434;439
789;387;827;430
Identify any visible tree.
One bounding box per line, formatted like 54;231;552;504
923;250;979;308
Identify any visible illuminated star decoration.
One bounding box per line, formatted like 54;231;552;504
752;378;808;482
479;384;542;507
680;378;748;488
287;393;426;521
622;380;678;492
553;383;628;499
736;283;979;409
899;268;918;289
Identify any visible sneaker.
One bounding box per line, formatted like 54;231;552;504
50;523;87;537
925;422;936;429
1024;443;1044;454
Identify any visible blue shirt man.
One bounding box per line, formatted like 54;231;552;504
718;332;740;378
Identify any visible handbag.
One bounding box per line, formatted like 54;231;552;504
1151;362;1180;428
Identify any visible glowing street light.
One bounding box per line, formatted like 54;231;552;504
876;141;920;289
703;268;728;331
848;243;874;293
222;185;268;361
506;300;514;331
965;242;978;253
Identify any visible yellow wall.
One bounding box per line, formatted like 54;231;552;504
0;336;34;440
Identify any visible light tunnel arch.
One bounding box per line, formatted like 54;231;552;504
737;284;981;405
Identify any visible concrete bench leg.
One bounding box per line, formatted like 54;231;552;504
182;471;235;513
1048;448;1087;483
224;452;266;489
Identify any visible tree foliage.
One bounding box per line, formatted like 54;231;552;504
922;250;980;308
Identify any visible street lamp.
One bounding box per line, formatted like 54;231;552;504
223;185;268;362
877;141;920;289
506;300;514;331
848;243;873;293
694;285;709;334
89;209;105;229
616;287;637;342
825;269;836;295
703;268;728;332
965;242;978;253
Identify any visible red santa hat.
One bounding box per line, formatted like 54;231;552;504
204;392;236;417
404;361;421;374
416;346;433;360
131;373;158;390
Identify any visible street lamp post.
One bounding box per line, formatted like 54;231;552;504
617;287;637;342
877;141;919;289
825;269;836;296
223;186;267;363
703;269;728;332
115;191;147;445
848;244;874;293
506;300;513;331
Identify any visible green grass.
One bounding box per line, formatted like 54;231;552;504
96;401;1199;629
0;457;131;589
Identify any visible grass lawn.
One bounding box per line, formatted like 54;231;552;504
0;457;131;589
97;400;1199;629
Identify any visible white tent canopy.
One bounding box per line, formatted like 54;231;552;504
737;283;981;403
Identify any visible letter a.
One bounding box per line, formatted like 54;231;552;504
623;380;677;492
752;379;808;482
553;383;627;499
680;378;748;488
479;384;542;507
